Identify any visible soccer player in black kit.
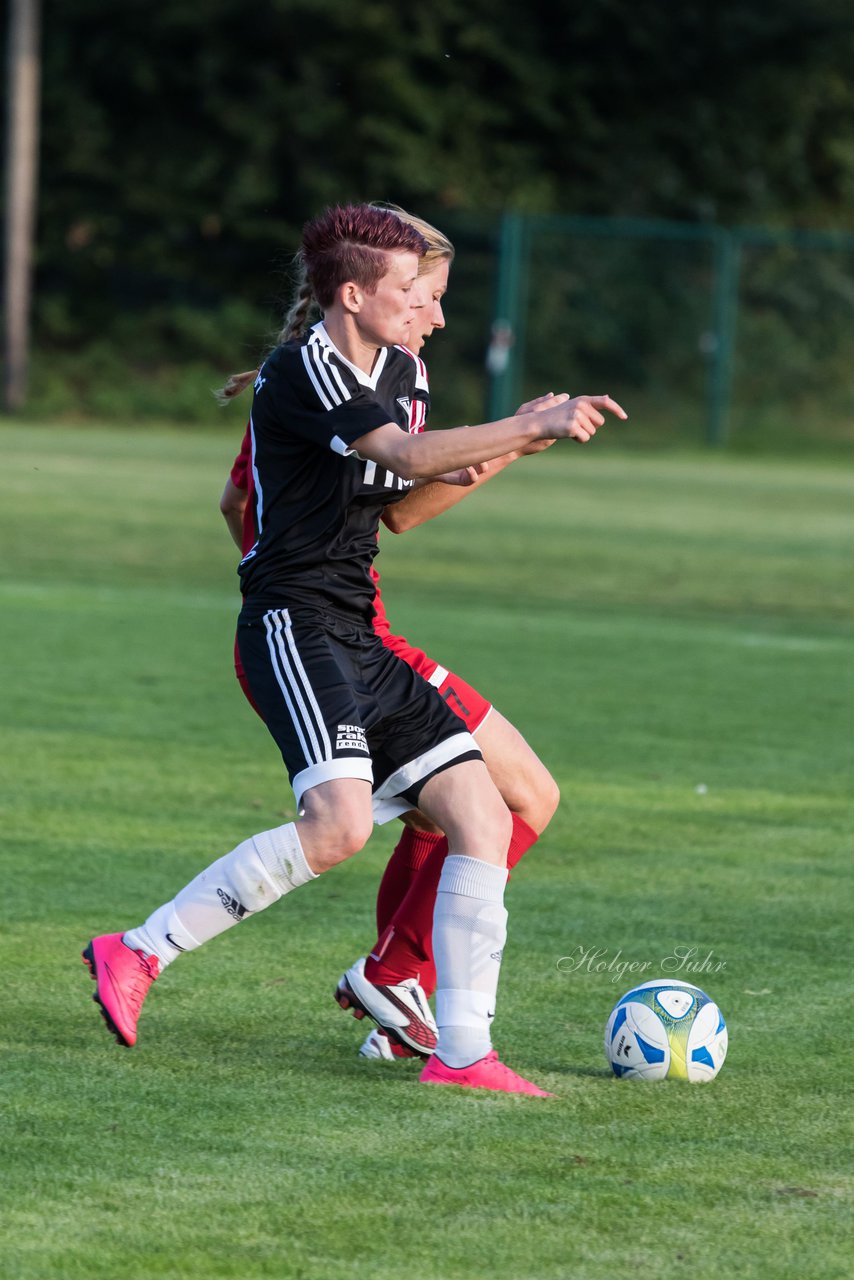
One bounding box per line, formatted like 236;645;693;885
83;204;626;1094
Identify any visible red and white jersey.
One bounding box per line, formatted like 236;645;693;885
395;342;429;434
230;426;255;557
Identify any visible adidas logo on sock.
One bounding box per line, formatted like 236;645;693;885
217;888;248;921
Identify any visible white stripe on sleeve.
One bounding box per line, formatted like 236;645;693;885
301;346;334;410
307;342;346;406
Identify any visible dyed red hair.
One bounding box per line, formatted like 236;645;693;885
301;205;428;309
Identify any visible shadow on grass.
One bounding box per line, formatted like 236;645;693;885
536;1060;614;1079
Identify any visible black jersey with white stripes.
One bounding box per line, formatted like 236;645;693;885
238;322;429;618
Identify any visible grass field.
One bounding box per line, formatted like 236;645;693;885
1;422;852;1280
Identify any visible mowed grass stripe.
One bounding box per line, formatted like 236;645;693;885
1;422;851;1280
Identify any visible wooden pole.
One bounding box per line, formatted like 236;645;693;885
3;0;41;412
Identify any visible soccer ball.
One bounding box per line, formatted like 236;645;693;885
604;980;728;1082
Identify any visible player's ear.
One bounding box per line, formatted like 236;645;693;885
339;281;363;314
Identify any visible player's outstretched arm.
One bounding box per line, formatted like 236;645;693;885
382;392;571;534
355;394;627;483
382;463;491;533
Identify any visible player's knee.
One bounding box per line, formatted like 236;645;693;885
434;792;511;859
311;813;373;869
482;798;514;857
336;812;374;860
528;773;560;834
298;788;374;870
501;764;560;834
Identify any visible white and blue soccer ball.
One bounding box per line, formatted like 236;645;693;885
604;980;728;1082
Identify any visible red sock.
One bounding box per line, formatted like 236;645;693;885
505;813;539;874
364;813;539;995
375;828;443;936
365;835;448;988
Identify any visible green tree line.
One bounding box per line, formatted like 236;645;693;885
11;0;854;425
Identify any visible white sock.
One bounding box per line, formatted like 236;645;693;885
432;854;508;1069
124;823;316;968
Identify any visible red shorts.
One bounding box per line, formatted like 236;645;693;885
235;631;492;734
380;632;492;733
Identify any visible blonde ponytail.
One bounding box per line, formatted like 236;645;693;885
213;368;260;405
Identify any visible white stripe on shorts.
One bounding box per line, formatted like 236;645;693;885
292;757;374;811
371;730;480;825
263;610;333;767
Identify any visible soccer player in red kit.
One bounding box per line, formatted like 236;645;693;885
84;203;624;1095
219;210;581;1062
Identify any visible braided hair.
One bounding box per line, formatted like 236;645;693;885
214;257;318;404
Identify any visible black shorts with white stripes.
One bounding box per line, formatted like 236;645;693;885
237;604;482;816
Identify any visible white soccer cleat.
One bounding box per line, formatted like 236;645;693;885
358;1027;417;1060
335;957;437;1058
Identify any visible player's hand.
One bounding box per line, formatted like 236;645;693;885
517;436;558;457
544;394;627;443
434;462;490;487
501;394;565;459
515;391;570;416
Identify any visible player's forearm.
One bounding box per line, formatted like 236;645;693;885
382;480;470;532
382;452;518;533
357;395;626;481
357;415;543;482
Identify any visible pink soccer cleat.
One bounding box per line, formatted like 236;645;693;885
420;1050;554;1096
82;932;160;1047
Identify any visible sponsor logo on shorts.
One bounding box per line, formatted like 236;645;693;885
336;723;370;753
442;684;473;719
217;888;248;921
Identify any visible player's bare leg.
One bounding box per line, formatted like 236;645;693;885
375;710;557;937
85;779;374;1046
362;712;557;1012
474;710;559;836
342;759;513;1061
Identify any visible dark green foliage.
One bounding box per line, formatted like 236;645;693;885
34;1;854;299
11;1;854;432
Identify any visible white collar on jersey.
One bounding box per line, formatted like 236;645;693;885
310;322;389;390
